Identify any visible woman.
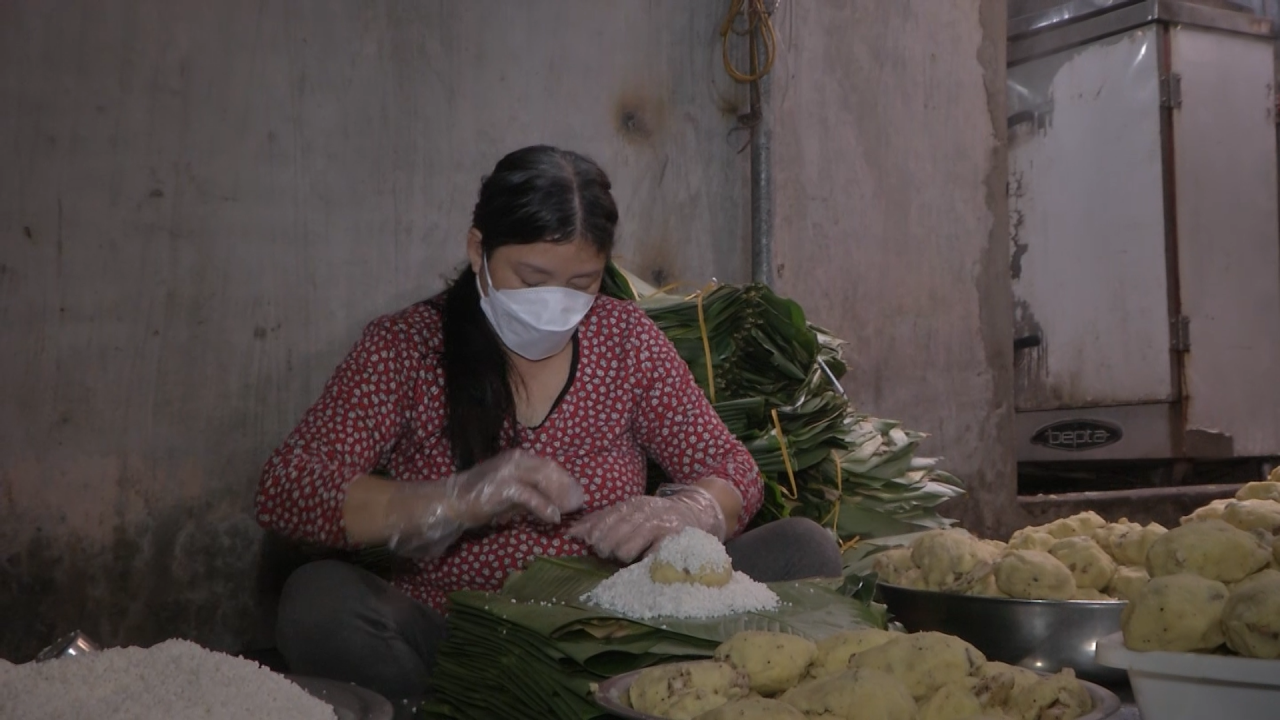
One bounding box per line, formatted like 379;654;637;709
255;145;842;706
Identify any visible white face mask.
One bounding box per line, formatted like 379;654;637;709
476;257;597;361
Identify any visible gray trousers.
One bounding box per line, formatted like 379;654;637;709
276;517;842;705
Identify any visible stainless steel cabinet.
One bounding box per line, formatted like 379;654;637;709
1008;0;1280;462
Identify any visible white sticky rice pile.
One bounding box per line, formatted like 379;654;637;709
0;638;336;720
583;528;781;620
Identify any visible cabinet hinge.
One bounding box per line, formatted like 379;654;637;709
1160;73;1183;109
1171;316;1191;352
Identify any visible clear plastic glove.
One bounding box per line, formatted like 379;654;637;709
566;483;728;563
385;449;584;559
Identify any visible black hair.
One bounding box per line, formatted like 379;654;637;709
442;145;619;471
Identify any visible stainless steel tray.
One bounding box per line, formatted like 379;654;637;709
594;666;1123;720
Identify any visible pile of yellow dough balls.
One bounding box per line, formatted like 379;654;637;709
873;476;1280;659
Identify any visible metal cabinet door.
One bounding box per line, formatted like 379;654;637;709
1169;25;1280;458
1009;26;1177;412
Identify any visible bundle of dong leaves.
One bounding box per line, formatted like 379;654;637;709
420;556;886;720
599;263;964;544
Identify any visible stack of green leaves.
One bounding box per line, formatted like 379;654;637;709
601;263;964;544
420;556;886;720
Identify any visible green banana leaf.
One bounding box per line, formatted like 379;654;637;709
422;555;889;720
463;556;885;643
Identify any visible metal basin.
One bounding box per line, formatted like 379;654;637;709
877;583;1128;686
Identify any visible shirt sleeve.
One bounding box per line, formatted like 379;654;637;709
626;307;764;535
254;315;417;548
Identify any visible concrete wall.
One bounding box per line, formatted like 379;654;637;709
769;0;1015;537
0;0;751;661
0;0;1013;660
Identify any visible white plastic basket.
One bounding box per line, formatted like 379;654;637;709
1096;632;1280;720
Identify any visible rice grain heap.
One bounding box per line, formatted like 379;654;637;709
584;529;780;620
0;638;336;720
649;526;736;587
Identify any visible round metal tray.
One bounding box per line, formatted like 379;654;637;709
876;582;1127;685
594;666;1123;720
287;675;395;720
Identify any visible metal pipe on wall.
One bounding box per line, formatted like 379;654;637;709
723;0;778;286
750;56;774;286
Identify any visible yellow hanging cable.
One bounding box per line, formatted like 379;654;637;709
771;408;798;500
695;292;716;403
719;0;778;84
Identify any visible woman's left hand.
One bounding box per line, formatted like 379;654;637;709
566;484;729;563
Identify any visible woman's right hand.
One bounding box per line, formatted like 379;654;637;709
445;449;585;527
385;449;584;558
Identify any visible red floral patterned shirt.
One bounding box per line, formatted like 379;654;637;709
255;294;763;611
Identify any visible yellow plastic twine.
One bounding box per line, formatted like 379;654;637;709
771;408;798;500
836;455;860;552
695;290;717;403
820;450;843;535
621;272;640;301
684;281;719;301
822;449;859;551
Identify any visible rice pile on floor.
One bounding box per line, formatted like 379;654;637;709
583;528;781;619
0;638;336;720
